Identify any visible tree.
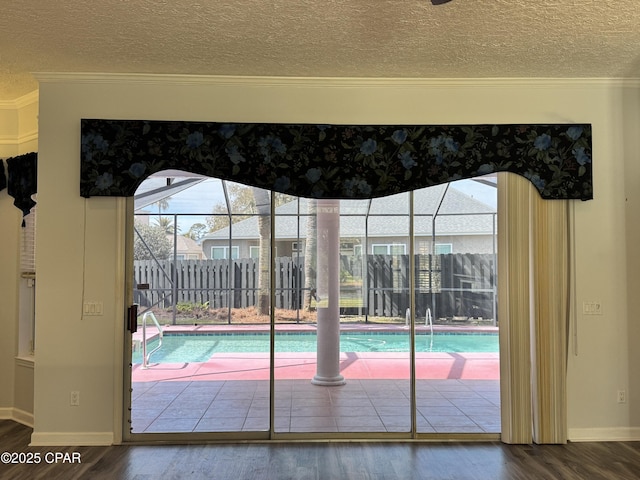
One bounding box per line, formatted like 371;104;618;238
185;223;208;241
303;199;318;311
153;197;170;221
204;182;296;316
134;223;172;260
206;183;294;232
251;190;297;315
206;184;254;232
252;187;271;315
153;216;178;234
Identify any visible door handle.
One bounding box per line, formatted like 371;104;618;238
127;304;138;333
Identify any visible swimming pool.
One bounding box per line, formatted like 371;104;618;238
132;332;499;364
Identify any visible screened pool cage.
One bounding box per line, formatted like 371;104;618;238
132;173;497;327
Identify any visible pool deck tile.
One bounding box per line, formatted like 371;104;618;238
131;324;500;436
131;378;500;435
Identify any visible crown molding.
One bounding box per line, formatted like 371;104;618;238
0;90;38;109
0;130;38;147
32;72;640;89
0;135;18;146
18;130;38;144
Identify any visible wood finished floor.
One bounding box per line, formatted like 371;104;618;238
2;421;639;480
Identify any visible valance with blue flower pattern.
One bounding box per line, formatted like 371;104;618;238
80;120;593;200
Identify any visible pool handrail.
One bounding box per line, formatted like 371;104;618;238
405;307;434;335
142;311;163;369
426;307;433;335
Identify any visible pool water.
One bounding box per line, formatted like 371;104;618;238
132;332;498;364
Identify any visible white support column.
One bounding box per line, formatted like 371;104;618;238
312;199;345;386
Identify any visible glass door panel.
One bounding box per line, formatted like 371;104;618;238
366;195;411;433
413;181;500;435
272;195;412;435
128;177;271;436
272;197;322;433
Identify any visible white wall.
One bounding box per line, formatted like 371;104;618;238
31;76;638;444
622;85;640;433
0;103;21;418
564;84;634;440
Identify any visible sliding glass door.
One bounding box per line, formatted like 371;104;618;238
124;173;499;441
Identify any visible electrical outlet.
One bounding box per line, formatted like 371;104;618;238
617;390;626;404
70;391;80;406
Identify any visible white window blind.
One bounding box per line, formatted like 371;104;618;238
21;205;36;274
19;201;37;356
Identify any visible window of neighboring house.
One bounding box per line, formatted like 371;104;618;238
339;242;354;255
353;244;363;256
19;205;36;356
250;245;276;259
211;246;239;259
292;241;303;253
176;254;186;260
435;243;453;254
372;243;406;255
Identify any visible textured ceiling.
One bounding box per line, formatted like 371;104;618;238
1;0;639;101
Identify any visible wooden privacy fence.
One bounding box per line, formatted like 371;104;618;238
133;258;303;310
366;253;496;320
133;254;496;321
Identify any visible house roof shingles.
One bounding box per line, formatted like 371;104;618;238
201;185;496;241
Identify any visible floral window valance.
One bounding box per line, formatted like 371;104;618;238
6;152;37;225
80;120;593;201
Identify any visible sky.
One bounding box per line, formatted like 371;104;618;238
451;178;497;208
134;177;224;234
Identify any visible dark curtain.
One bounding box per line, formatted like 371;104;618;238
0;159;6;192
7;152;37;225
80;120;593;201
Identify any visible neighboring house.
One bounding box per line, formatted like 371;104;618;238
171;235;205;260
134;213;151;226
132;213;205;260
200;184;496;260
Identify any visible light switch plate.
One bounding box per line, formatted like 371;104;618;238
83;301;104;316
583;301;602;315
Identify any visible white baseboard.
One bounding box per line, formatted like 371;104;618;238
0;407;34;428
30;431;114;446
12;408;34;428
2;409;113;445
568;427;640;442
